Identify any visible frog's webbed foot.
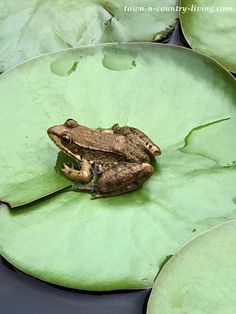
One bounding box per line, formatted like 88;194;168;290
61;162;92;183
72;181;96;194
112;124;130;135
71;163;102;194
111;123;121;132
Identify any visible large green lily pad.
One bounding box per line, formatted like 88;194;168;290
0;43;236;290
0;0;178;72
180;0;236;73
147;219;236;313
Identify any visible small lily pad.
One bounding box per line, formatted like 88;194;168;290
180;0;236;73
147;220;236;314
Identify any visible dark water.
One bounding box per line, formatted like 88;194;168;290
0;257;150;314
0;23;188;314
168;22;190;47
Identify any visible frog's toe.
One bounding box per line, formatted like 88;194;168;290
90;194;101;200
72;183;96;195
61;162;69;170
61;163;70;175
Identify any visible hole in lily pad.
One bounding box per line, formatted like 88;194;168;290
50;55;82;77
102;46;137;71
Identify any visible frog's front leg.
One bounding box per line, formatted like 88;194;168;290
95;162;153;197
61;161;92;183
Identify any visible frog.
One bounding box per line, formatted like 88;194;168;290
47;119;161;198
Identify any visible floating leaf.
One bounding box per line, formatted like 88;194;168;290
0;0;178;71
180;0;236;73
0;43;236;290
147;220;236;313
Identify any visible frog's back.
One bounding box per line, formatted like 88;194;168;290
75;126;150;163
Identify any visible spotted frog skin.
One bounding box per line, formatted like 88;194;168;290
47;119;161;197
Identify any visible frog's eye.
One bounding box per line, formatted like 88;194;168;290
61;134;72;145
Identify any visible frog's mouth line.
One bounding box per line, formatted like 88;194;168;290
48;132;60;146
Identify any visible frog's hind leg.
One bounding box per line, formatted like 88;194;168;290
112;125;161;157
94;162;154;198
129;127;161;156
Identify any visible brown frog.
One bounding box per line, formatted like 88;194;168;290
47;119;161;198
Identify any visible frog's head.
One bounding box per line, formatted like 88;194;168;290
47;119;82;159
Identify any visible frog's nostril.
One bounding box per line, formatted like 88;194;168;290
47;127;56;135
47;127;53;134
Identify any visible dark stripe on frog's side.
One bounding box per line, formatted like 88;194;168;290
67;135;151;164
76;146;151;165
78;147;124;164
